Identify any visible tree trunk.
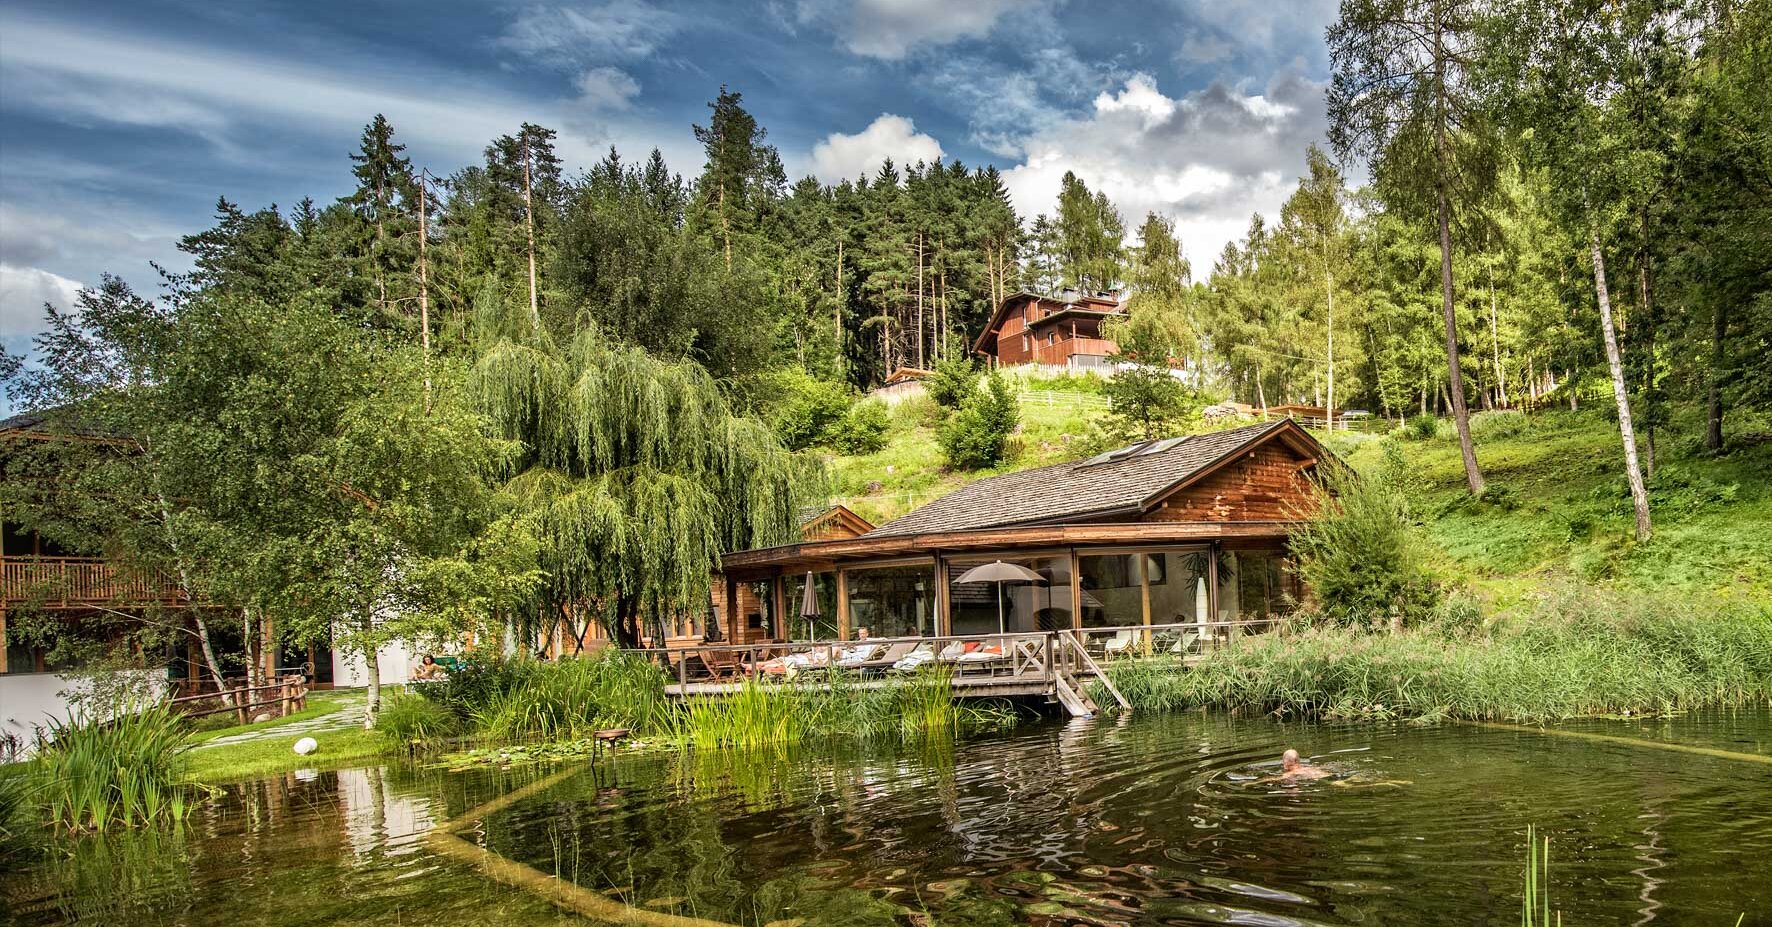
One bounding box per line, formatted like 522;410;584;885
363;644;381;730
1707;300;1727;451
151;479;232;706
417;173;432;406
522;142;541;331
1590;231;1652;542
915;234;926;369
1436;185;1484;493
1638;256;1656;477
1325;267;1335;432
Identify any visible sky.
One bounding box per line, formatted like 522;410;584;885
0;0;1341;360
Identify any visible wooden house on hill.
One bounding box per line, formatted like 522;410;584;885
973;290;1125;370
711;419;1330;647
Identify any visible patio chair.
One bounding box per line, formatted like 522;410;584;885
1102;630;1138;658
952;642;1007;675
694;648;743;681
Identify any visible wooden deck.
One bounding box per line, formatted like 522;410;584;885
0;556;185;608
643;620;1279;718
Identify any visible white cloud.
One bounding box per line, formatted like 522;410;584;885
1000;72;1328;270
0;11;623;166
574;66;642;111
496;1;682;68
0;264;83;339
797;0;1033;60
808;114;945;182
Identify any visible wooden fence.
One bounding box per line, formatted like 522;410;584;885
168;674;308;724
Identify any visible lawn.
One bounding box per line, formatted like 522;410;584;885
182;690;394;783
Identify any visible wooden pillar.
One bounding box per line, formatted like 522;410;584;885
0;602;7;674
1208;543;1223;641
835;570;850;641
1069;550;1083;630
723;576;739;644
771;574;786;641
260;613;277;689
934;555;951;636
1139;552;1152;647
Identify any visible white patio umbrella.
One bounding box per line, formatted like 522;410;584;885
1195;576;1210;636
954;560;1046;634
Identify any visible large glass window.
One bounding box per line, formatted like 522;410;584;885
946;555;1071;636
1144;549;1211;626
845;563;936;640
1224;550;1292;620
784;572;839;641
1078;553;1143;628
746;581;776;636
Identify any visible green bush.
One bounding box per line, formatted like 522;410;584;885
377;692;461;745
1288;449;1440;628
1404;414;1438;440
829;399;889;454
0;766;32;865
763;368;852;450
926;357;980;410
32;703;193;832
938;372;1020;470
1103;364;1202;442
415;653;533;723
1469;409;1530;440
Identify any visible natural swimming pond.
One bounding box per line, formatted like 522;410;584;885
6;709;1769;926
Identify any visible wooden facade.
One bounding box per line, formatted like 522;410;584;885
972;291;1125;369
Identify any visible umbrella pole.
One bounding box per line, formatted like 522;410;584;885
997;581;1005;635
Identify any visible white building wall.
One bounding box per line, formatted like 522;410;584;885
330;639;419;689
0;670;169;761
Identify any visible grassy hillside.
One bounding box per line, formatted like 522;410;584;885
822;392;1772;603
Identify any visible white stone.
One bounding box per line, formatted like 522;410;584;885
293;736;318;756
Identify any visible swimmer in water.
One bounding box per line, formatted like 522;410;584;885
1262;748;1332;783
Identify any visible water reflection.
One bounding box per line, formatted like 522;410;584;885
3;710;1769;926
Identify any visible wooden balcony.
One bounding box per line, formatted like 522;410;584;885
0;556;186;608
1032;337;1118;366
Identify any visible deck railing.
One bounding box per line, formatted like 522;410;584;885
635;618;1287;691
0;556;184;606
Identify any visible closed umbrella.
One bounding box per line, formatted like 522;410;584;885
955;560;1046;634
799;572;822;639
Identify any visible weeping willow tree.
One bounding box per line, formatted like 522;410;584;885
469;288;810;648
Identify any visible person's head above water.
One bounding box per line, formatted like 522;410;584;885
1281;749;1302;771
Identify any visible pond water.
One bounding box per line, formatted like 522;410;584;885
6;709;1769;926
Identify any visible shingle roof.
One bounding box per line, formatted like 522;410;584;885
866;420;1303;538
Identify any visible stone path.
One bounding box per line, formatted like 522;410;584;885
194;695;366;749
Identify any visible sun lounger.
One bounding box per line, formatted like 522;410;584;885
855;641;918;672
892;642;937;672
1101;630;1137;657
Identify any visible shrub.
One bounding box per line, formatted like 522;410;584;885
829;399;890;454
763;368;852;450
938;372;1019;470
377;693;461;745
926;357;980;410
0;766;32;866
1469;409;1530;441
1288;450;1440;628
415;652;533;722
32;703;193;832
1404;414;1438;440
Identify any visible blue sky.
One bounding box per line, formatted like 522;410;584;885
0;0;1340;357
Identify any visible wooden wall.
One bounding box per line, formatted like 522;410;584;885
1143;444;1318;522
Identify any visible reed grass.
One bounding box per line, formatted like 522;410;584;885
1522;824;1555;927
1099;587;1772;723
376;692;462;745
670;667;1014;749
471;650;670;742
32;703;194;832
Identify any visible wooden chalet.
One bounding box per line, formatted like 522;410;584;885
973;290;1125;369
711;420;1327;647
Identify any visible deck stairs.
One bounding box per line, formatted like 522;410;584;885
1050;630;1131;719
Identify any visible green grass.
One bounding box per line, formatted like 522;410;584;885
182;726;388;783
1339;407;1772;600
185;689;357;745
827;390;1104;524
